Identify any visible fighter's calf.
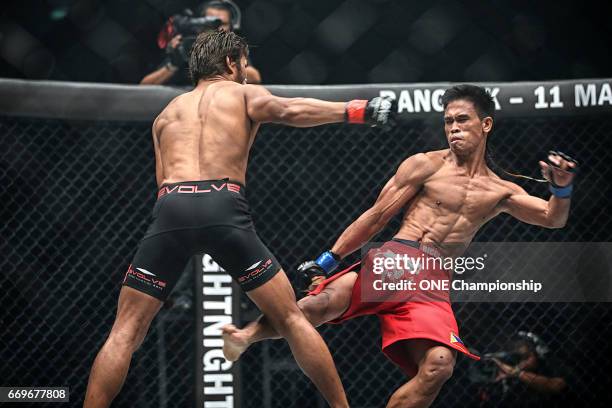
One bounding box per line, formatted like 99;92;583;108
297;293;332;327
297;270;358;327
387;345;455;408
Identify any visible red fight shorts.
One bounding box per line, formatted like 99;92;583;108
308;239;480;377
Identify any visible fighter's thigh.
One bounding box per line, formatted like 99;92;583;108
110;286;163;346
299;271;358;325
245;269;301;322
204;226;282;292
124;230;192;301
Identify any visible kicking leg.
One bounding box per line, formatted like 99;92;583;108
83;287;163;408
223;271;358;361
386;339;456;408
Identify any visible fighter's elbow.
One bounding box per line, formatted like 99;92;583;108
545;216;567;229
277;106;299;123
537;208;567;229
553;220;567;229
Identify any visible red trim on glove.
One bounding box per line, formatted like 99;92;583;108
345;100;368;124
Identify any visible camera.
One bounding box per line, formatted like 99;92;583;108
163;10;223;66
171;13;223;38
170;9;223;65
142;0;261;85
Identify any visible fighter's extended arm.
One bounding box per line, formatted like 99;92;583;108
244;85;393;128
501;151;577;229
330;154;432;258
297;154;433;285
297;154;433;284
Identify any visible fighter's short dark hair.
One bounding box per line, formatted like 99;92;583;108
189;29;248;85
441;84;495;119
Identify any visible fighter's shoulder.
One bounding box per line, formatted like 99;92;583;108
154;96;179;126
396;150;444;182
159;92;190;115
401;150;446;171
488;173;526;196
424;149;450;167
204;83;270;104
241;83;272;99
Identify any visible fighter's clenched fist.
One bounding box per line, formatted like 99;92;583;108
345;97;396;129
539;150;578;198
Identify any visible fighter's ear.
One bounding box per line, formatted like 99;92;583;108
225;56;235;74
482;116;493;134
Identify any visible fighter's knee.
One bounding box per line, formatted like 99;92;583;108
270;308;310;336
108;324;148;352
418;350;455;387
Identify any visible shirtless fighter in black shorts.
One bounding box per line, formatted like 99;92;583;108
83;30;393;408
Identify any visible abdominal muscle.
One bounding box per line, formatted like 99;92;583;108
394;198;481;257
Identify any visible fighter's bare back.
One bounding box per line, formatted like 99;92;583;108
151;79;350;188
152;80;258;187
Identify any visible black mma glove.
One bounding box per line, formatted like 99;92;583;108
542;150;578;198
297;251;341;293
345;97;396;129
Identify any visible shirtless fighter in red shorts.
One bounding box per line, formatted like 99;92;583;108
222;84;578;407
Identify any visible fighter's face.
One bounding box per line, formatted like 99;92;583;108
205;7;232;32
444;99;492;156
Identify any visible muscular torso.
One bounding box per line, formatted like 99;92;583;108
152;81;257;186
395;150;514;253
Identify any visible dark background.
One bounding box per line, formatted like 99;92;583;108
1;0;611;85
2;1;612;407
2;111;611;407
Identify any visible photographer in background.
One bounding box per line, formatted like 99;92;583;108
140;0;261;86
476;331;571;407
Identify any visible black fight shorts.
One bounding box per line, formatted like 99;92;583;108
122;179;281;300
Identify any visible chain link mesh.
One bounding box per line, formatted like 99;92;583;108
1;113;611;407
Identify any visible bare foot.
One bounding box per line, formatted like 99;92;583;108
222;324;250;362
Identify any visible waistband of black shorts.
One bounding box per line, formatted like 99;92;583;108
391;238;442;258
157;178;246;199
